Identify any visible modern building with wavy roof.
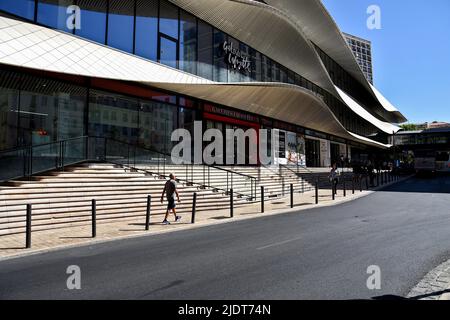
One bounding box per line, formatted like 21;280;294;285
0;0;406;169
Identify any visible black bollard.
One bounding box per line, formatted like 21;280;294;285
145;195;151;230
191;192;197;224
290;184;294;208
230;189;234;218
343;180;346;197
315;179;319;205
91;199;96;238
261;186;265;213
25;204;32;249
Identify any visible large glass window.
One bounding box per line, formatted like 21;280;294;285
88;90;139;144
159;0;179;40
135;0;158;61
0;70;86;150
107;0;135;53
76;0;107;44
139;100;177;153
197;20;213;80
37;0;74;32
213;29;227;82
228;37;242;83
179;11;197;75
159;36;178;69
0;0;35;20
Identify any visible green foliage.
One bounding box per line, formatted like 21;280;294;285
399;123;419;131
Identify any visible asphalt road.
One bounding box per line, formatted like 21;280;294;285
1;175;450;300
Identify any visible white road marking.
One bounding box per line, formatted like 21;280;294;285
256;236;303;250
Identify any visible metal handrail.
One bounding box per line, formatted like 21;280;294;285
0;135;257;200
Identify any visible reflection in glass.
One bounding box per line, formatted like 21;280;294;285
76;0;107;44
107;0;134;53
0;0;35;20
159;0;179;40
37;0;73;32
213;29;227;82
160;36;178;69
139;100;177;153
135;0;158;61
197;21;213;80
88;90;139;145
179;11;197;75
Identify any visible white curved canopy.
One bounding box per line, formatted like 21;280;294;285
263;0;407;123
334;86;400;134
169;0;337;95
0;16;390;149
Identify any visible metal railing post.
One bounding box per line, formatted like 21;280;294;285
145;195;151;231
25;204;32;249
91;199;96;238
366;175;369;190
359;176;362;192
191;192;197;224
261;186;265;213
230;189;234;218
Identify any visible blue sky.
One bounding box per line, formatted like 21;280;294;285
322;0;450;124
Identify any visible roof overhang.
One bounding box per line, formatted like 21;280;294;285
0;15;390;149
263;0;407;124
334;86;400;134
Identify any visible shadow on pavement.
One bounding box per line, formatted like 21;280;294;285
371;288;450;300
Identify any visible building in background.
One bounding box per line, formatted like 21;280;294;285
344;33;374;85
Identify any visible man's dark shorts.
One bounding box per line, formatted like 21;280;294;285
167;198;176;210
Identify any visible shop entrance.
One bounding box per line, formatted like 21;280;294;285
330;143;341;166
305;138;320;167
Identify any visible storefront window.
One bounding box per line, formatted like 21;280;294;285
179;11;197;75
135;0;158;61
139;100;177;153
0;0;35;20
0;85;19;150
159;0;179;40
197;21;213;80
107;0;134;53
76;0;107;44
37;0;74;33
88;90;139;144
261;56;271;82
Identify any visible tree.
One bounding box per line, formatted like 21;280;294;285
399;123;419;131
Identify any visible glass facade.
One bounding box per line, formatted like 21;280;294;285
76;0;107;44
0;0;382;140
135;0;158;61
0;69;86;150
37;0;74;32
0;0;35;20
107;0;134;53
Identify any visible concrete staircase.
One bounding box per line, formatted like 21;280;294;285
0;163;251;236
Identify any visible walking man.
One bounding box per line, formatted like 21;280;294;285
161;173;181;225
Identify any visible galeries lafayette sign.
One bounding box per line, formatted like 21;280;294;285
223;41;251;73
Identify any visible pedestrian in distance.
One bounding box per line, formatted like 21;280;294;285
329;163;339;195
161;173;181;225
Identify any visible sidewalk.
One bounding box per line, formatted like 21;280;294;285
0;176;409;260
